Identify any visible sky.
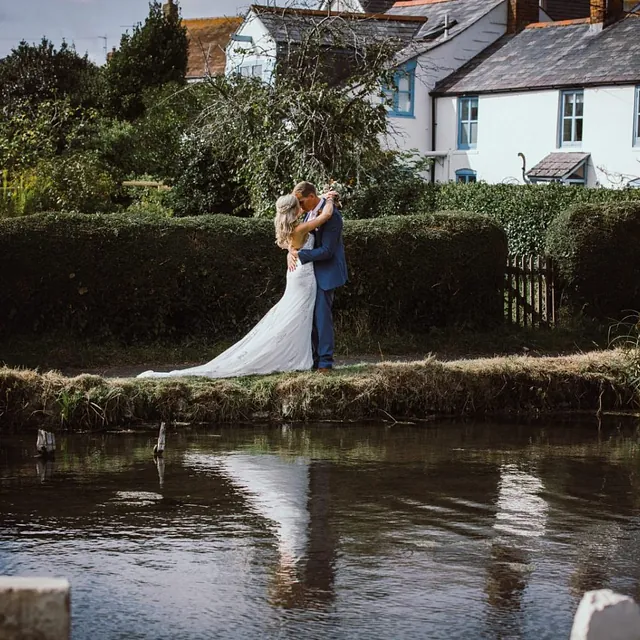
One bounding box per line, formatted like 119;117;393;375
0;0;265;63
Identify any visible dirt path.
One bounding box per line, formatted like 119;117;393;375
59;354;425;379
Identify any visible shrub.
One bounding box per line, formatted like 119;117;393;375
0;212;507;342
431;182;640;254
0;170;38;217
546;202;640;320
29;152;117;213
341;152;434;219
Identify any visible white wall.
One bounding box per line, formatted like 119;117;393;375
433;85;640;187
225;12;277;84
383;0;508;156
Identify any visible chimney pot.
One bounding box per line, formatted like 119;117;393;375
163;0;178;20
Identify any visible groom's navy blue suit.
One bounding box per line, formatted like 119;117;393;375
298;205;348;369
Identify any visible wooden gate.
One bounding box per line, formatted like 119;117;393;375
504;255;557;327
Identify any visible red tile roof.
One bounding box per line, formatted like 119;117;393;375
184;17;243;79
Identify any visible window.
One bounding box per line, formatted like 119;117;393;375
457;97;478;150
634;86;640;147
238;64;263;78
455;169;477;184
382;61;416;118
559;89;584;147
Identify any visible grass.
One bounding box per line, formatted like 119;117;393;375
1;350;637;431
0;325;606;374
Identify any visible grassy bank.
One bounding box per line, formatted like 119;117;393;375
0;325;604;374
1;351;637;431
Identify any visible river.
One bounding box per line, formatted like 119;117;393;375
1;420;640;639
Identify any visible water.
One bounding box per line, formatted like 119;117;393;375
1;421;640;639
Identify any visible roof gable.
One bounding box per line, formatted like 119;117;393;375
434;14;640;95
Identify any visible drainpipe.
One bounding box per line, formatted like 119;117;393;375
430;94;437;183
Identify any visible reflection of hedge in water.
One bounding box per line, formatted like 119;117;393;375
547;202;640;320
0;212;507;341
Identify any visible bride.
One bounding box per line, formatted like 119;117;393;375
136;194;335;379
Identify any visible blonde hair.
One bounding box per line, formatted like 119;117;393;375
274;194;301;250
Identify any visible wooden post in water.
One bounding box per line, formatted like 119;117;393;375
36;430;56;460
153;422;166;459
156;457;165;488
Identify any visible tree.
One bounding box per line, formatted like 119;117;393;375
104;1;188;120
172;8;419;216
0;39;102;114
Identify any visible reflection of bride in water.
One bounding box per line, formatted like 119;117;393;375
486;462;549;634
185;451;336;609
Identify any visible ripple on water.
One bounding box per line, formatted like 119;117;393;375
1;421;640;639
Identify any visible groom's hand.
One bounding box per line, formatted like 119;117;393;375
287;248;299;272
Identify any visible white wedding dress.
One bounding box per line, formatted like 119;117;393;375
137;234;316;379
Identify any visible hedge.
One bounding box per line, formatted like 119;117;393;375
546;202;640;320
0;212;507;342
344;182;640;255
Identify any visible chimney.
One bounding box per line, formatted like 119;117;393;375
590;0;624;28
163;0;179;20
106;46;116;63
507;0;539;34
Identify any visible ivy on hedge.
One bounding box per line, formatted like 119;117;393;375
344;182;640;255
546;201;640;320
0;212;507;342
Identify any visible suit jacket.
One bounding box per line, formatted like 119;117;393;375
298;207;348;291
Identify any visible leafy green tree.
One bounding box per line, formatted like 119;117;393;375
169;10;430;216
0;99;100;172
95;82;203;181
104;1;188;120
0;39;102;113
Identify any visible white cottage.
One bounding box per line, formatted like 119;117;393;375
225;0;639;186
432;1;640;187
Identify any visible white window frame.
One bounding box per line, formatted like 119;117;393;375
559;89;584;148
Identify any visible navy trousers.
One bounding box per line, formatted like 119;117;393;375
312;287;335;369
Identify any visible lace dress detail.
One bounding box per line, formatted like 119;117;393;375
137;235;316;379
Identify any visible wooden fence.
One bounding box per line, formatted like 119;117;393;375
504;255;557;327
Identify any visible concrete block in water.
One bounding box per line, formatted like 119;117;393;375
0;576;70;640
571;589;640;640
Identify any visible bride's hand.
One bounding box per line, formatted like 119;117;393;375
287;249;298;272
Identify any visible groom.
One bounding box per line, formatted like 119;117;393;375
288;181;348;372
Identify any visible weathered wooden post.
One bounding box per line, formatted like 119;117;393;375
156;457;165;488
570;589;640;640
153;422;166;458
0;576;70;640
36;430;56;459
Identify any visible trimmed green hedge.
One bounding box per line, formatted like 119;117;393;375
0;212;507;342
344;182;640;255
546;202;640;320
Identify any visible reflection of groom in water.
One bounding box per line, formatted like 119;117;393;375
288;182;348;372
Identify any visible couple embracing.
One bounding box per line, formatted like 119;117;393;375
138;181;347;379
